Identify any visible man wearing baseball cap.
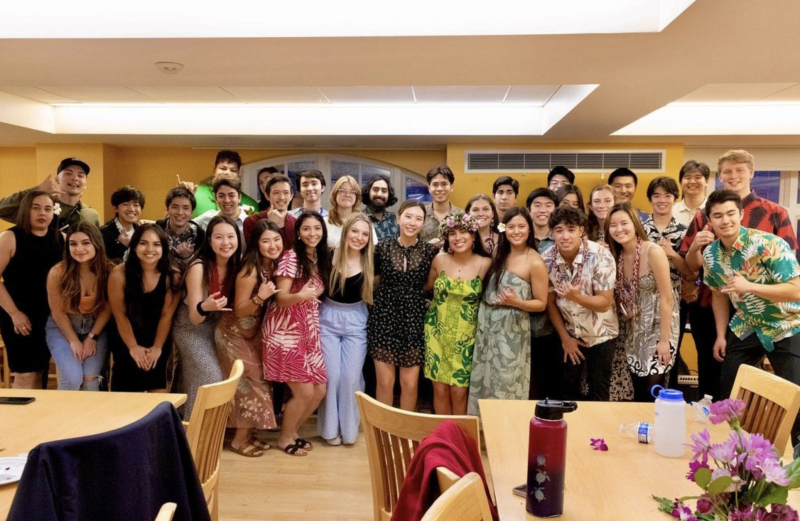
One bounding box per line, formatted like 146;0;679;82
0;157;101;230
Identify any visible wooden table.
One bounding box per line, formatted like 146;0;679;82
479;400;800;520
0;389;186;518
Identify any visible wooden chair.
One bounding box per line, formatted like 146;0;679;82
183;359;243;521
730;364;800;453
355;391;481;521
0;341;9;388
154;502;177;521
420;472;494;521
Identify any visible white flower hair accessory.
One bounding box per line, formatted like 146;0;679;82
497;223;506;233
53;202;62;216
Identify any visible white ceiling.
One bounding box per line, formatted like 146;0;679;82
677;83;800;103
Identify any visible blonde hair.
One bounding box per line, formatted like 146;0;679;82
329;213;375;304
718;150;754;173
328;176;362;226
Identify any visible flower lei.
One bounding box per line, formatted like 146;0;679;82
438;212;480;239
548;237;589;295
616;237;641;319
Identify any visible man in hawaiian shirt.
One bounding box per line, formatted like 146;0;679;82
545;206;618;401
362;177;399;243
421;165;462;246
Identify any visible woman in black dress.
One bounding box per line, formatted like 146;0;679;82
367;201;437;411
0;191;63;388
108;224;179;392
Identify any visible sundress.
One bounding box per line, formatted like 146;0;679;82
624;271;679;377
262;250;326;384
423;272;482;387
467;271;532;415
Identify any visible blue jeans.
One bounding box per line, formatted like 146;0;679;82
317;299;368;444
45;314;108;391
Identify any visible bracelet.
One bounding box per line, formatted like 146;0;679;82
252;295;265;307
196;301;211;317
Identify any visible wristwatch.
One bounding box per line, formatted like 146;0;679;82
87;332;97;340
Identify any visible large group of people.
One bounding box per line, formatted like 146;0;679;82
2;148;800;456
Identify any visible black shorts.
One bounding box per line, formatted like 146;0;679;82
0;312;51;373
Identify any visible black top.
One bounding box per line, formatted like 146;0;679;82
100;219;138;264
2;226;63;317
328;272;364;304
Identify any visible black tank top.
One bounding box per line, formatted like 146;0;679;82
130;271;169;347
3;226;63;317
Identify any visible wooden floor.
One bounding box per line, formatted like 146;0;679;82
218;420;374;521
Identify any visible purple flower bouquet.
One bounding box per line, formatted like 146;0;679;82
653;398;800;521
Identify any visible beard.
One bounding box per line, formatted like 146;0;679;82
370;196;387;209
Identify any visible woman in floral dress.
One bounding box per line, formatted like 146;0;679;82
215;220;282;457
423;213;490;415
468;208;549;415
262;211;332;456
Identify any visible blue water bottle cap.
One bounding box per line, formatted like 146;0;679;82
651;385;683;401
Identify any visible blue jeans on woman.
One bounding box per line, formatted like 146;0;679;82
45;314;108;391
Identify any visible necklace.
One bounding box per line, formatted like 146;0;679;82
548;237;589;295
617;238;642;318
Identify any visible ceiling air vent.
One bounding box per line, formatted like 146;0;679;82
465;150;665;173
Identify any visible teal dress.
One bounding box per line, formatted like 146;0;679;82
423;272;482;388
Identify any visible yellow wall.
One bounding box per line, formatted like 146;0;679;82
445;143;686;212
0;147;38;232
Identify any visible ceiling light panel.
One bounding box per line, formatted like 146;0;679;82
678;83;798;103
127;87;241;103
414;86;512;104
317;87;414;104
222;87;327;104
0;0;696;38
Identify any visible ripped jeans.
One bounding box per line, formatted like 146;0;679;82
45;314;108;391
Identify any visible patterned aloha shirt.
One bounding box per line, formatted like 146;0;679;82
643;216;687;289
703;227;800;352
364;207;399;243
544;240;619;346
421;203;463;243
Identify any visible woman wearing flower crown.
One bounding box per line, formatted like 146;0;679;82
467;207;549;414
605;203;678;402
422;212;490;415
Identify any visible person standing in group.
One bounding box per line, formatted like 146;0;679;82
324;176;377;249
586;184;615;246
45;223;112;391
318;214;375;445
256;167;280;212
288;170;329;219
465;194;500;256
606;204;679;401
100;186;145;264
556;185;586;214
421;165;462;246
173;216;240;418
424;213;490;415
547;166;574;193
492;176;519;222
263;211;331;456
609;168;649;222
156;186;205;272
680;150;797;401
194;176;251;233
362;176;399;243
243;174;297;248
673;160;709;228
216;220;282;457
0;191;64;389
468;208;548;414
368;201;438;411
0;158;100;230
107;224;179;393
185;150;258;218
546;206;618;401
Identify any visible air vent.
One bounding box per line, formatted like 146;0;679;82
465;150;665;173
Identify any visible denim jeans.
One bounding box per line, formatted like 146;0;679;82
45;314;108;391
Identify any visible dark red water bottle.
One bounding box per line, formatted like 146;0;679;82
526;399;578;518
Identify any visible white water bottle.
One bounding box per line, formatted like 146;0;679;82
692;395;713;423
651;385;686;458
619;422;653;444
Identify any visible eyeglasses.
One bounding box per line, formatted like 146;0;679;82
337;189;358;196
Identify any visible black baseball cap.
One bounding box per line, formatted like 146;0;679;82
57;157;90;175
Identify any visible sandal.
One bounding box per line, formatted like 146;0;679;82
295;437;314;451
229;442;264;458
281;440;308;457
250;438;272;451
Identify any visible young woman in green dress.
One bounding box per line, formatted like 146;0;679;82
423;213;490;415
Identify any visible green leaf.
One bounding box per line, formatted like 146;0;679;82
697;515;716;521
652;496;674;514
707;476;733;496
694;467;712;490
754;484;788;507
784;457;800;489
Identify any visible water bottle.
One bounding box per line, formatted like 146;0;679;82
651;385;686;458
526;399;578;518
619;422;653;444
691;394;713;423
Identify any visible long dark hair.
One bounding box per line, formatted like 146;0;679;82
60;222;111;315
604;203;650;261
294;211;332;290
465;194;500;235
484;207;536;292
240;220;283;282
124;223;171;329
197;215;242;301
556;185;586;214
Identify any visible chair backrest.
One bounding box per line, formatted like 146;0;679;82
155;502;177;521
185;359;243;519
420;472;494;521
730;364;800;454
355;391;481;521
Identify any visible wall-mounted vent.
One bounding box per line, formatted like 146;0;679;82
465;150;665;173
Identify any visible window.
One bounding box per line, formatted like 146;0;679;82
715;170;781;203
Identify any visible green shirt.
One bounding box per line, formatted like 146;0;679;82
703;226;800;351
421;202;463;243
0;188;100;230
191;183;258;218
